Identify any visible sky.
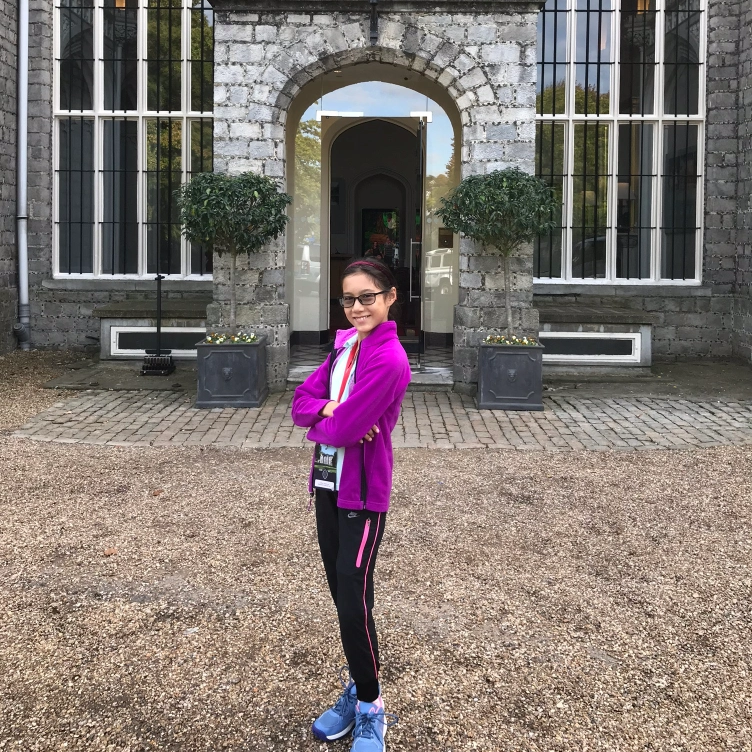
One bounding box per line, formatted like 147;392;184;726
301;81;455;176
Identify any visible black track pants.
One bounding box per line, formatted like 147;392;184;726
315;488;386;703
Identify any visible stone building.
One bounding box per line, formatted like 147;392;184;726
1;0;751;391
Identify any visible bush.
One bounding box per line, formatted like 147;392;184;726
436;168;557;336
177;171;292;331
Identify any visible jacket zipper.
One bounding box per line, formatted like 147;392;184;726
308;348;340;512
307;453;315;510
354;349;368;509
355;518;371;568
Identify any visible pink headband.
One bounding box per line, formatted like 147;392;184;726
349;260;385;271
345;259;396;288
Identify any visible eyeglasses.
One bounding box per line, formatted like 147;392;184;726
338;290;390;308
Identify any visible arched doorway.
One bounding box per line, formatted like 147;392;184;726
287;67;461;358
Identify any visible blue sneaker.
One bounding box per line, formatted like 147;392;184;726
351;698;398;752
311;666;357;742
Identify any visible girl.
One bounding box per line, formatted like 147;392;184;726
291;260;411;752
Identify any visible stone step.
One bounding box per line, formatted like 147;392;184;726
287;368;453;392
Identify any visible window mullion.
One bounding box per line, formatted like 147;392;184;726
92;0;101;276
656;0;667;281
656;0;666;119
564;116;575;282
694;119;705;283
606;116;616;282
564;0;576;280
182;2;190;276
92;117;100;277
53;115;60;276
652;116;662;282
567;0;576;121
93;0;101;277
138;0;147;116
561;120;571;282
182;116;189;276
564;0;571;281
94;0;102;114
653;0;664;281
184;0;192;117
53;0;60;114
53;0;59;278
607;1;619;283
138;0;147;276
138;113;145;277
696;7;708;284
698;1;708;117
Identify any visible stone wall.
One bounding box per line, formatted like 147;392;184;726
735;0;752;362
534;286;733;361
702;0;741;361
0;0;17;353
212;2;541;390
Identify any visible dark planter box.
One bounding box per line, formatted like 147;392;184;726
195;336;268;408
477;343;545;411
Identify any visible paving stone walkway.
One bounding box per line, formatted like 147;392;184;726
12;389;752;451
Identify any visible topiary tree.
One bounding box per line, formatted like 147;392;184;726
436;167;558;338
177;171;292;332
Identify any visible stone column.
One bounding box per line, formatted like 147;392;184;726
208;10;291;392
733;0;752;361
449;12;541;391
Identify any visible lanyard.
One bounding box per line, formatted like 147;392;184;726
336;342;359;403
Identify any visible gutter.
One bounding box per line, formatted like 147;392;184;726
13;0;30;349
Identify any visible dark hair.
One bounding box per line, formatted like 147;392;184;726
341;259;400;321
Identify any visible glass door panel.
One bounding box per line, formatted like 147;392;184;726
422;116;459;345
314;108;458;349
399;117;425;353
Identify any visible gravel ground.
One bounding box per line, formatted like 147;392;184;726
1;354;751;751
0;349;91;432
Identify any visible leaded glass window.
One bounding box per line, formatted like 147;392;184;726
535;0;705;283
55;0;214;278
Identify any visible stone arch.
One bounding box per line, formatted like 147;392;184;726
272;44;485;124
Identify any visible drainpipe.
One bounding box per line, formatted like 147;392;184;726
13;0;30;349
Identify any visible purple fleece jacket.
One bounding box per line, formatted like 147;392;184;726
291;321;411;513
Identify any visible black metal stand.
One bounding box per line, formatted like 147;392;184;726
142;274;176;376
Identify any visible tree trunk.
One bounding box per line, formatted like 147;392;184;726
504;253;513;337
229;252;237;332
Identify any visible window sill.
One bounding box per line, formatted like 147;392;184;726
533;283;711;297
43;278;213;292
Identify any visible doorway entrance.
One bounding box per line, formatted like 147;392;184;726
288;74;460;362
326;116;424;351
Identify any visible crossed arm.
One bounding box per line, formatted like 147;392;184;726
291;350;404;447
319;399;379;442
